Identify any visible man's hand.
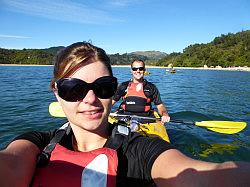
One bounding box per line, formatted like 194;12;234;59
161;114;170;124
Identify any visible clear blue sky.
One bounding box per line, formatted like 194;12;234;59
1;0;250;54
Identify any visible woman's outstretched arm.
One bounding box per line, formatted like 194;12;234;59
152;149;250;187
0;140;40;187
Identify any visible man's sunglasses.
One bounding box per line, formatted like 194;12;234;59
132;67;145;71
56;76;117;102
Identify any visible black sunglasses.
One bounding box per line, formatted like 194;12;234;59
132;67;145;71
56;76;117;102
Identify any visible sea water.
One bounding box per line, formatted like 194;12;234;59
0;66;249;162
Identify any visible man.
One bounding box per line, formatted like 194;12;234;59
112;59;170;123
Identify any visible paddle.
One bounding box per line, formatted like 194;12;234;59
49;102;66;118
109;113;247;134
48;102;247;134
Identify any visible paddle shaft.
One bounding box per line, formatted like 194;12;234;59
110;113;195;124
110;113;161;121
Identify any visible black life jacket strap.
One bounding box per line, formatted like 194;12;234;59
105;123;130;150
36;122;70;167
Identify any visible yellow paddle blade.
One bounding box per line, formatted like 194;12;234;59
49;102;66;117
195;121;247;134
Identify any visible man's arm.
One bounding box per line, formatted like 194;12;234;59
112;82;127;106
152;149;250;187
156;103;170;123
0;140;40;187
149;82;170;123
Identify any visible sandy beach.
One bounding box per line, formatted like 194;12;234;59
169;66;250;72
1;64;250;72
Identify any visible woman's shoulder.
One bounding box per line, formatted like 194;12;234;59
118;133;175;184
12;129;57;151
118;130;175;159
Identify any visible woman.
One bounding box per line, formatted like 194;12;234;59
0;42;249;187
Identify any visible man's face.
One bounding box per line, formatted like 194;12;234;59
131;61;145;81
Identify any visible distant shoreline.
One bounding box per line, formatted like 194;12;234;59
112;65;250;72
1;64;250;72
173;66;250;72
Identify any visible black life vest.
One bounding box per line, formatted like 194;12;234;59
121;81;151;113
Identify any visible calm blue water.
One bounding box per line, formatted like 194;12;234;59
0;66;249;162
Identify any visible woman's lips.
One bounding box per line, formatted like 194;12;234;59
80;109;104;119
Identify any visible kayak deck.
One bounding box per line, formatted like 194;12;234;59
137;122;170;142
108;111;170;143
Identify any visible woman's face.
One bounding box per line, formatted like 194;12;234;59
55;61;112;134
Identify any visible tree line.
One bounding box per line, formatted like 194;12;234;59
0;30;249;67
157;30;250;67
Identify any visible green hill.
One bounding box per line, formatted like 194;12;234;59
42;46;65;55
157;30;250;67
130;51;167;60
0;48;54;65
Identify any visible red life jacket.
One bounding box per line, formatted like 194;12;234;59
32;144;118;187
122;82;151;112
33;123;131;187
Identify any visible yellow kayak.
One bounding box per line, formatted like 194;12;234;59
108;111;170;143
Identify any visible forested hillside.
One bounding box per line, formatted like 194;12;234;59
0;30;249;67
157;30;250;67
0;46;163;65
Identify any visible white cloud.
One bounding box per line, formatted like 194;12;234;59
108;0;134;7
0;34;31;39
2;0;123;24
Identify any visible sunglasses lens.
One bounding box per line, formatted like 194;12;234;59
132;67;144;71
56;76;117;102
94;77;117;99
57;78;88;102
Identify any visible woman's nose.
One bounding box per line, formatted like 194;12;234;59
81;90;97;103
